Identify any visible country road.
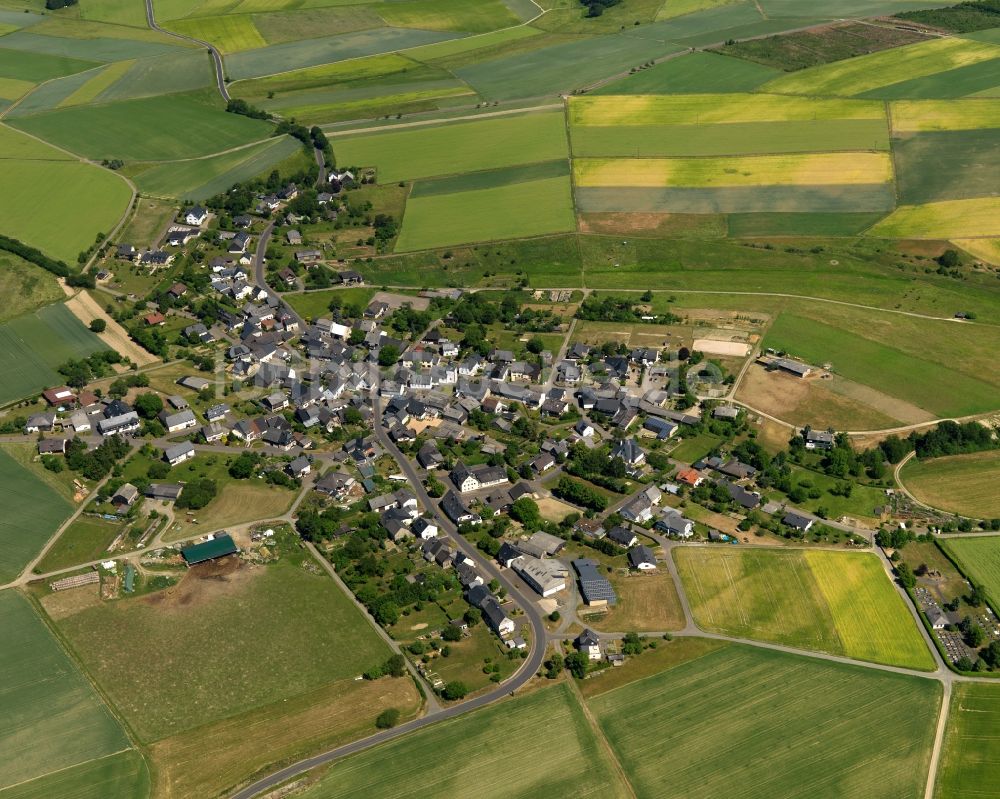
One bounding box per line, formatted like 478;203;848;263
144;0;229;102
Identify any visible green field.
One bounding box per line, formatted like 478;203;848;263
588;644;941;799
130;135;301;199
901;451;1000;519
0;46;99;82
0;750;149;799
0;302;108;406
0;251;64;323
168;14;266;53
34;517;124;574
333;111;569;183
937;682;1000;799
10;91;273;161
675;547;934;669
50;554;394;742
869;197;1000;239
726;211;887;237
285;286;376;320
295;683;632;799
893;129;1000;204
376;0;519;32
595;51;779;94
395;174;576;251
0;591;133;792
943;536;1000;612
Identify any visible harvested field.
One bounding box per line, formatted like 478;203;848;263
63;288;158;365
902;451;1000;518
590;568;686;632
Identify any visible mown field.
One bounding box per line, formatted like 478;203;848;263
588;644;941;799
0;591;135;794
295;683;632;799
943;536;1000;612
937;682;1000;799
0;303;108;405
901;451;1000;519
34;516;123;574
48;555;395;742
674;547;934;669
333;111;569;183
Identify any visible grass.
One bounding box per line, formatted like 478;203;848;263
10;91;273;161
573;152;893;187
588;643;941;799
761;37;1000;96
669;432;723;463
570;119;890;157
0;591;132;791
674;547;935;669
295;683;633;799
594;51;779;94
727;211;887;237
0;251;63;323
937;682;1000;799
891;98;1000;132
590;569;686;632
0;303;107;405
893;129;1000;205
0;158;131;263
0;445;75;583
405;23;541;61
285;287;376;320
870;197;1000;239
34;516;124;573
0;750;148;799
333;110;568;183
118;196;176;249
943;536;1000;612
168;14;266;53
0;46;99;82
57;59;134;107
778;463;887;520
395;174;576;251
49;554;395;743
375;0;519;32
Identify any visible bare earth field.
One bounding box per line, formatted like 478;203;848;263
62;286;158;365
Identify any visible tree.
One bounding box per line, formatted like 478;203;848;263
545;653;563;679
375;708;401;729
961;616;985;648
378;345;400;367
526;336;544;354
441;681;468;700
89;319;106;333
442;624;462;642
147;461;170;479
622;631;643;655
134;392;163;420
228;451;259;479
509;497;542;529
175;478;217;510
564;651;589;679
937;248;960;268
967;583;987;608
383;654;406;677
895;561;916;590
463;607;481;627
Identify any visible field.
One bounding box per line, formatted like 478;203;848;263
937;682;1000;799
284;286;377;320
869;197;1000;239
0;303;107;405
588;644;941;799
376;0;519;32
332;111;569;183
395;174;575;251
34;516;124;574
901;451;1000;519
168;14;266;53
674;547;934;669
295;683;632;799
10;91;273;161
0;751;148;799
0;446;75;584
595;51;779;94
891;98;1000;132
892;129;1000;205
943;536;1000;612
0;252;63;323
590;569;686;632
47;554;396;743
0;591;134;793
0;157;131;264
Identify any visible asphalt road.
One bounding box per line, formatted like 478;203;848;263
144;0;229;101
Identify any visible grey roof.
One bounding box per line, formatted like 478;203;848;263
573;558;617;605
628;545;656;569
163;441;195;462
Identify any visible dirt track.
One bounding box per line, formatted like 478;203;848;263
62;286;158;366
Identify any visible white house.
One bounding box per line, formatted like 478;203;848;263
185;206;208;226
575;629;602;660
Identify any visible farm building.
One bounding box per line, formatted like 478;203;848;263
772;358;812;378
181;533;238;566
573;558;617;606
144;483;183;501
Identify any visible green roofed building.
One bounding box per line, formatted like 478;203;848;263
181;533;238;566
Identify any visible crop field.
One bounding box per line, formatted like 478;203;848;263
92;50;214;103
404;23;541;61
902;451;1000;519
893;129;1000;204
727;211;887;237
376;0;520;32
332;111;568;183
573;153;894;188
761;37;1000;97
937;682;1000;799
0;449;75;583
0;252;63;322
891;98;1000;132
395;174;575;251
0;30;180;63
273;82;475;125
595;51;779;94
56;60;134;107
954;237;1000;265
588;644;941;799
10;91;273;161
168;14;266;53
295;683;632;799
870;197;1000;239
131;135;300;200
0;750;149;799
0;46;99;82
49;554;395;743
674;547;934;669
943;536;1000;611
762;311;1000;418
0;591;133;793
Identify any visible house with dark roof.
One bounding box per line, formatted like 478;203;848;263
783;510;814;532
628;545;657;571
573;559;617;606
607;526;638;548
574;628;602;660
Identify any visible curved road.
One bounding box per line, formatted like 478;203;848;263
144;0;229;101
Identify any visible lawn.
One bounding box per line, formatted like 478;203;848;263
588;643;941;799
395;174;576;251
295;683;632;799
869;197;1000;239
0;158;131;263
49;553;396;743
942;536;1000;612
332;111;569;183
937;682;1000;799
10;91;274;161
572;153;894;187
901;451;1000;519
0;303;108;405
891;98;1000;132
118;196;176;250
670;432;723;463
594;51;779;94
893;129;1000;205
0;448;75;583
0;591;133;792
34;516;124;574
674;547;934;669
